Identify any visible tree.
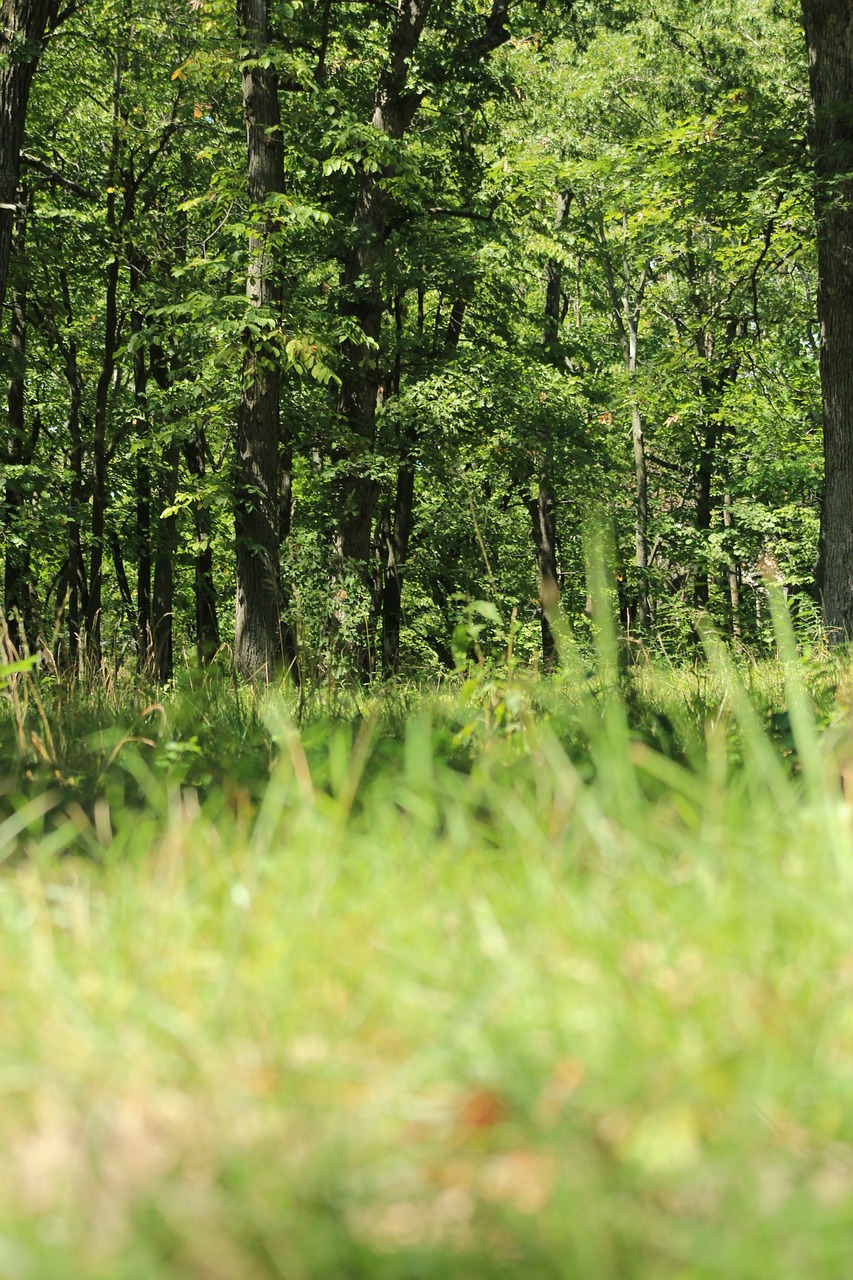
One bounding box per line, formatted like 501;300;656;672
233;0;287;679
0;0;828;675
801;0;853;639
327;0;513;676
0;0;61;323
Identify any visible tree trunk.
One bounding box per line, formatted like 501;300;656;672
694;406;718;611
722;489;741;639
85;238;119;664
595;207;650;630
184;427;220;664
85;57;123;665
332;0;433;680
529;189;571;665
631;403;649;628
233;0;285;680
332;0;511;677
146;336;179;685
3;217;37;651
693;323;740;614
0;0;59;322
528;480;560;664
444;298;466;350
277;434;299;679
381;291;417;675
63;334;87;668
801;0;853;639
47;269;88;668
128;238;154;672
153;440;179;683
382;464;414;676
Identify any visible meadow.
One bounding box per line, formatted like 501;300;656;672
2;615;853;1279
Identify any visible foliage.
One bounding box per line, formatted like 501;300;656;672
0;0;825;678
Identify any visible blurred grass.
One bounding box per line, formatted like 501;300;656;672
2;639;853;1277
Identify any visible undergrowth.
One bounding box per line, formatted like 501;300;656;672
2;613;853;1277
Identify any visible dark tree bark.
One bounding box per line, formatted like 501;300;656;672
444;297;466;351
109;530;134;617
1;0;59;655
381;291;418;675
0;0;60;323
3;209;38;650
233;0;286;680
801;0;853;639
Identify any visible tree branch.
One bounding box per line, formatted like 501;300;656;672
20;153;96;201
426;196;499;222
466;0;511;60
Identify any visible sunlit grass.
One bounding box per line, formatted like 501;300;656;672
2;634;853;1277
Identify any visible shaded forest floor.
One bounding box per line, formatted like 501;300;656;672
2;638;853;1278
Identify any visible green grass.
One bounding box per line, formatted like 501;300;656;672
2;642;853;1278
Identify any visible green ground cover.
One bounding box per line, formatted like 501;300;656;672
2;633;853;1278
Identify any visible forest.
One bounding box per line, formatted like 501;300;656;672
5;1;853;1277
2;0;848;679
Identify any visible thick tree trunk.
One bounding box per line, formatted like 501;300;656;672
528;480;560;664
3;230;38;650
0;0;59;654
801;0;853;639
233;0;285;680
0;0;59;322
444;298;466;351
